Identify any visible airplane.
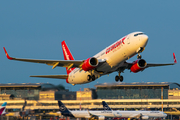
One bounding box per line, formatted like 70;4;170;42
0;102;7;116
58;100;121;120
102;101;167;119
3;32;177;85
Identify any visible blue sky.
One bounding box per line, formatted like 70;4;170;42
1;1;180;91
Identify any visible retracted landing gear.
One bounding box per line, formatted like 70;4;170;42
115;72;123;82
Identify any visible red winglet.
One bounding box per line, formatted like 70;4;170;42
3;47;13;60
173;53;177;63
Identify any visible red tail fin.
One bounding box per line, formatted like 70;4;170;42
61;41;75;74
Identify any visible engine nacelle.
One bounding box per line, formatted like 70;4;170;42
130;59;147;73
98;116;105;120
141;115;149;119
81;57;98;71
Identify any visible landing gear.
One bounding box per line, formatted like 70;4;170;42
115;72;124;82
92;75;95;81
137;53;142;59
87;75;91;81
119;76;123;82
115;76;119;82
87;75;96;81
115;75;123;82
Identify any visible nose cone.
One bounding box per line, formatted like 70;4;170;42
142;34;148;46
139;34;148;48
163;113;167;117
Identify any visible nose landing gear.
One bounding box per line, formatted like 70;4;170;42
137;53;142;59
136;47;144;59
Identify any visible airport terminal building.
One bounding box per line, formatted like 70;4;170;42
0;83;76;100
1;82;180;118
95;82;180;99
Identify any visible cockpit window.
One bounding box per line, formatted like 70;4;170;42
134;33;144;37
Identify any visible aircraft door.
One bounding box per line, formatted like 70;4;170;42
126;36;130;45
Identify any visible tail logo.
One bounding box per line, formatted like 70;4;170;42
104;105;109;110
60;105;66;111
62;45;70;60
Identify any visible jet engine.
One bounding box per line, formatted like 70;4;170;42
130;59;147;73
141;115;149;119
82;57;98;71
98;116;105;120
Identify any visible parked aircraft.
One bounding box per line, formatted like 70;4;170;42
58;100;121;120
3;32;177;85
102;101;167;119
0;102;7;116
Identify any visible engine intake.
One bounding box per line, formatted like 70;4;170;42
130;59;147;73
82;57;98;71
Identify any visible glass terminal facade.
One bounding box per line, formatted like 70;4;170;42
96;83;170;99
0;83;59;100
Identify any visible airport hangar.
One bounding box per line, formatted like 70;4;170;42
1;82;180;115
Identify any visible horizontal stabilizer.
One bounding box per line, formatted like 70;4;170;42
30;75;68;79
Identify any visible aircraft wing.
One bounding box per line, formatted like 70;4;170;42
147;53;177;67
126;53;177;69
30;75;68;79
3;47;83;69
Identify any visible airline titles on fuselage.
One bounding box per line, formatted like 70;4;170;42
106;36;126;54
100;111;112;113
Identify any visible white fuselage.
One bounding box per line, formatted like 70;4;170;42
67;32;148;84
118;111;167;118
70;110;121;118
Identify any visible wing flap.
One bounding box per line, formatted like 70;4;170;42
30;75;68;79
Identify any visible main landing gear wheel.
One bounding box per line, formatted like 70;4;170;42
87;75;96;81
119;76;123;82
87;75;91;81
115;75;123;82
115;76;119;82
92;75;95;81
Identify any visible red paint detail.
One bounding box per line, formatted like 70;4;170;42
130;59;146;73
106;36;127;54
173;53;177;63
121;36;126;44
0;107;5;115
61;41;75;75
66;77;69;83
3;47;13;60
81;58;97;71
